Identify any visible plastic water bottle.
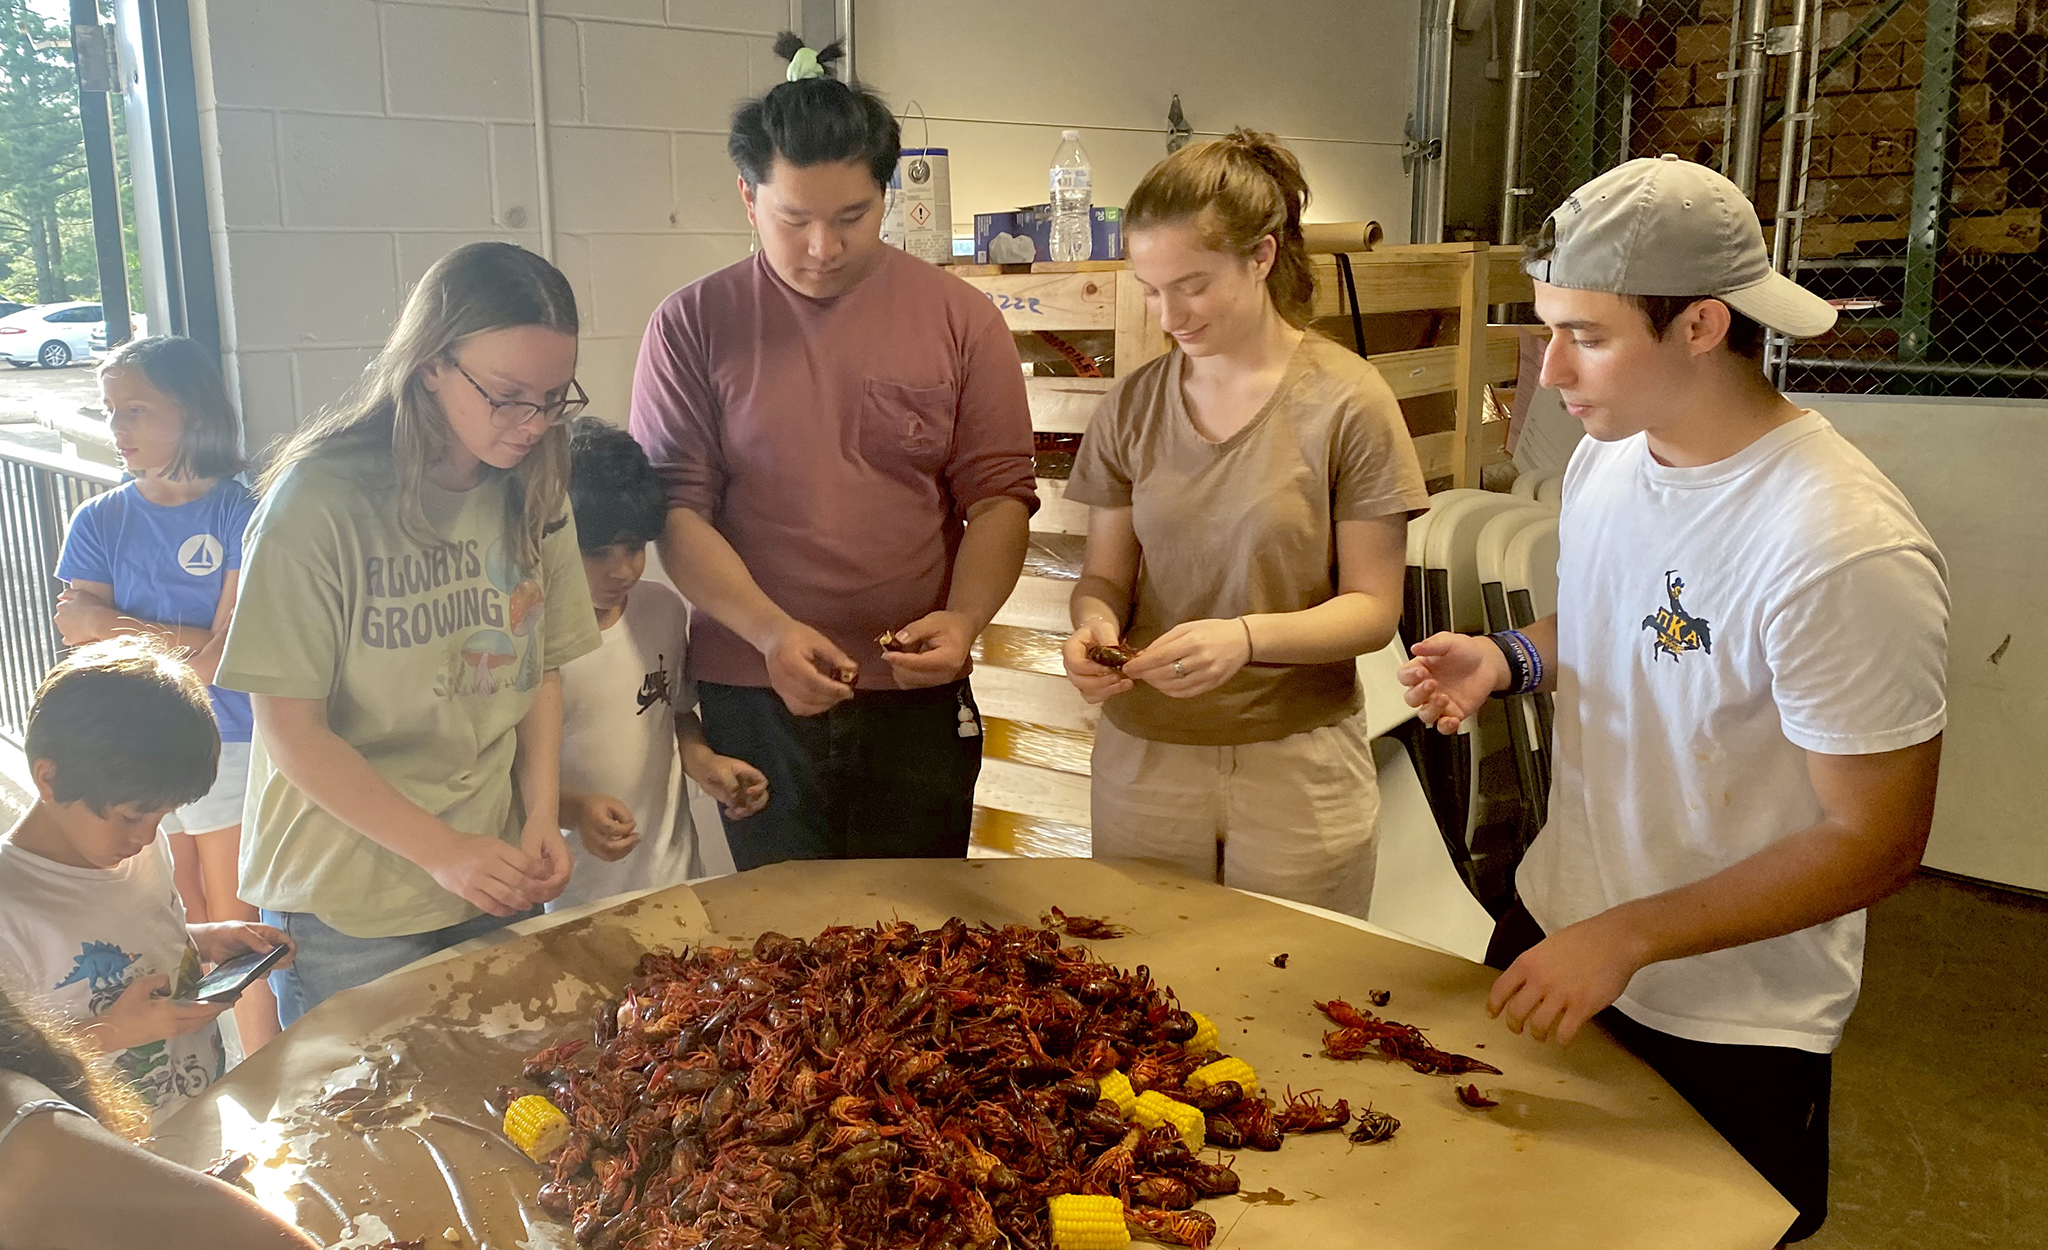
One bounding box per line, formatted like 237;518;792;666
1049;130;1093;262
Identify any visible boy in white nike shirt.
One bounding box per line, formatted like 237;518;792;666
1400;156;1948;1243
549;418;768;911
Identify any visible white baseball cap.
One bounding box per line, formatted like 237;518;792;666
1524;154;1838;339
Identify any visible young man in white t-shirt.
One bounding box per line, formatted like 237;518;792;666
549;419;769;911
1400;156;1948;1243
0;639;292;1126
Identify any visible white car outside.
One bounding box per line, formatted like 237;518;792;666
90;311;149;354
0;302;108;369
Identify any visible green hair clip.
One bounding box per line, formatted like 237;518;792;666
786;46;826;81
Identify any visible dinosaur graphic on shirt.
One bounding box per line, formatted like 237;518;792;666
1641;570;1713;661
54;940;139;995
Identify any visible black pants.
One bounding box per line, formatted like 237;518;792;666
1488;896;1832;1244
697;679;983;870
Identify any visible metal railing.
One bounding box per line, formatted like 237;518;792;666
0;443;121;746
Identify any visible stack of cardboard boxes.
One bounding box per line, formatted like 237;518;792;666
1636;0;2042;256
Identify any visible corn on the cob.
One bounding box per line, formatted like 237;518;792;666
503;1094;570;1162
1186;1055;1259;1100
1098;1069;1138;1116
1132;1089;1205;1150
1048;1193;1130;1249
1184;1009;1219;1056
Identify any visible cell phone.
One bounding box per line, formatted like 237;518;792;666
182;944;289;1003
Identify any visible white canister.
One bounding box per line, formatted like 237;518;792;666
883;147;953;265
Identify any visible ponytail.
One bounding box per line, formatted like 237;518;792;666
1125;127;1316;328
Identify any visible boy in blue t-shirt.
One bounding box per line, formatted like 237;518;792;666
52;336;277;1050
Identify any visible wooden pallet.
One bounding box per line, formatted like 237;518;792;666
956;246;1527;489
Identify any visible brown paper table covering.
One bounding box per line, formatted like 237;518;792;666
155;858;1795;1249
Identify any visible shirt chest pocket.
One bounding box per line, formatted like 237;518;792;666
860;379;957;475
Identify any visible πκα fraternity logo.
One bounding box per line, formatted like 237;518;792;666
1640;570;1713;661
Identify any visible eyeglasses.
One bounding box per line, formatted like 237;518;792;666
448;358;589;430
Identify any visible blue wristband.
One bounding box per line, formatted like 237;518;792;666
1504;628;1542;696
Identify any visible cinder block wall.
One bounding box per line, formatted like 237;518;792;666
188;0;794;452
186;0;1424;452
854;0;1420;238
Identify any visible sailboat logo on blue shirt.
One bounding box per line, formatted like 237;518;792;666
177;534;224;576
1641;570;1713;661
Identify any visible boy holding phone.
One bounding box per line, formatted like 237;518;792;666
0;638;292;1125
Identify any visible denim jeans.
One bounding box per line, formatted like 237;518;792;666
696;678;983;870
262;906;533;1028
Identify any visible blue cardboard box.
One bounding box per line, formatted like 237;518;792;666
973;205;1123;264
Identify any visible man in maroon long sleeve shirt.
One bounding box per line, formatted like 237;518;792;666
629;41;1036;868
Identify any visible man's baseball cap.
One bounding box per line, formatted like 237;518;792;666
1523;154;1838;338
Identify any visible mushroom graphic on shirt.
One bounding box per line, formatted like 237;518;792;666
485;537;546;691
507;580;544;635
508;582;545;691
458;629;518;696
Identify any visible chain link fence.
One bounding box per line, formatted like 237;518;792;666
1502;0;2048;397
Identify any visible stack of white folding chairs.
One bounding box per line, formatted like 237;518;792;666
1358;485;1561;960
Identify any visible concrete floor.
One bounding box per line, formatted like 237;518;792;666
1811;872;2048;1249
0;358;99;422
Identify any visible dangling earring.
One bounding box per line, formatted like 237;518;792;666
749;225;760;254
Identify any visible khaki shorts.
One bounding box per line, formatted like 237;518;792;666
1088;711;1380;919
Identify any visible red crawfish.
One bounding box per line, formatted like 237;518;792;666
1126;1205;1218;1250
1184;1079;1245;1112
1275;1087;1352;1134
1203;1114;1244;1149
521;1038;586;1082
1316;999;1502;1076
1227;1097;1284;1151
1131;1174;1198;1209
1084;642;1140;669
1457;1084;1500;1109
1185;1159;1240;1197
1043;906;1134;940
1084;1127;1143;1192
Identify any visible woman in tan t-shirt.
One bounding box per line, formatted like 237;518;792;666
1062;131;1428;918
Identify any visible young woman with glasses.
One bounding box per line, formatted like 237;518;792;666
217;243;603;1023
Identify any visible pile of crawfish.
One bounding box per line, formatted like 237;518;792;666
509;918;1349;1250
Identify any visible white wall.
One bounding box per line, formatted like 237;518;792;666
1803;394;2048;894
187;0;795;452
852;0;1417;238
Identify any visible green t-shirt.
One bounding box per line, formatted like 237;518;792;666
216;455;600;939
